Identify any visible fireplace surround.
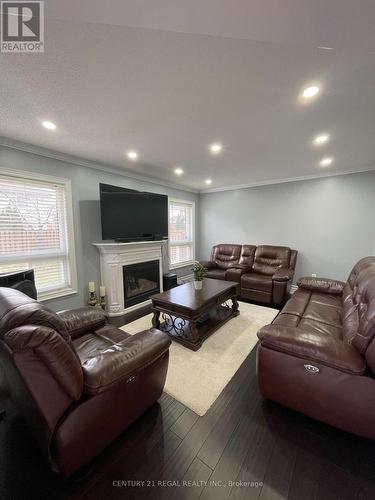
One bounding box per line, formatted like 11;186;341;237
93;240;166;316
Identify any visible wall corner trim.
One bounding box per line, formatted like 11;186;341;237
200;167;375;194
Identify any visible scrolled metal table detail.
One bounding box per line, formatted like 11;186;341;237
161;313;187;337
217;299;231;310
151;281;239;351
216;295;232;319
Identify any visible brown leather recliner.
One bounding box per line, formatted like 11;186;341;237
257;256;375;440
0;288;171;477
200;244;297;306
201;244;243;281
241;245;298;305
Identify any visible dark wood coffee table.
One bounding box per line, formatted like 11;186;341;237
151;278;240;351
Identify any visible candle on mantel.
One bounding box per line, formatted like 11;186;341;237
88;281;96;293
100;286;106;297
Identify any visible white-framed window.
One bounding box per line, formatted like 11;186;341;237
168;198;195;269
0;169;77;301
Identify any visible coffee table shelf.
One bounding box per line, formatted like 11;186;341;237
151;279;240;351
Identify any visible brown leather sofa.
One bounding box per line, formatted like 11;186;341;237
257;256;375;439
0;288;171;477
200;244;297;306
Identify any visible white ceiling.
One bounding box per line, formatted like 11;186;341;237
1;0;375;191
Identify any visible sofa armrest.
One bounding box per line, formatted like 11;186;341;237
272;268;294;282
57;307;108;339
199;260;217;270
257;325;365;375
81;328;171;395
297;277;345;295
225;267;245;284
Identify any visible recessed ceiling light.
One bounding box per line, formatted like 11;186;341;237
174;167;184;176
42;120;56;130
126;150;138;161
209;142;223;154
313;133;330;146
205;179;212;185
320;157;334;167
302;85;320;99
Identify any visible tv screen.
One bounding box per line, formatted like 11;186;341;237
99;183;168;241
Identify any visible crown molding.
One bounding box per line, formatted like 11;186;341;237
0;137;199;194
200;166;375;194
2;137;374;196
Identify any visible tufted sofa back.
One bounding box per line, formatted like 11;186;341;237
252;245;292;276
211;244;242;269
341;258;375;371
0;287;70;340
239;245;257;268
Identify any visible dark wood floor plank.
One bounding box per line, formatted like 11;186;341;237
197;375;258;470
169;457;212;500
228;406;276;500
104;429;182;500
287;429;322;500
257;410;298;500
317;460;363;500
357;478;375;500
144;354;257;500
80;422;183;500
159;392;174;406
170;408;199;440
156;398;187;431
199;405;262;500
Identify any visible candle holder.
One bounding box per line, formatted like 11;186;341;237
100;294;106;311
88;291;98;307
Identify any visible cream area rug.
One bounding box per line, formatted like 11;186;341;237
122;302;278;416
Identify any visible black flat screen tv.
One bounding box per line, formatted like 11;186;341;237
100;183;168;241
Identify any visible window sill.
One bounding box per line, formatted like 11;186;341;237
39;287;78;302
170;261;194;270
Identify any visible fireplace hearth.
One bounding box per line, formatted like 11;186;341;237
123;260;160;308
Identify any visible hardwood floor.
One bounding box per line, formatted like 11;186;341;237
1;348;375;499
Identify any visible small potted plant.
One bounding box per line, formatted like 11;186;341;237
192;261;207;290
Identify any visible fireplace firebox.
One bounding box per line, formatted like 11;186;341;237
123;260;160;308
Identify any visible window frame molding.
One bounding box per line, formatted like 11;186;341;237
168;197;196;270
0;167;78;302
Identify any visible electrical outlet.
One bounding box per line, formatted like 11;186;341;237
311;273;317;278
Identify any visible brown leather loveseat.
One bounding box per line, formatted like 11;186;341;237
0;287;171;477
257;256;375;439
200;244;297;306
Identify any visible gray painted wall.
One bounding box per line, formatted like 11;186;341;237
0;146;199;311
199;171;375;282
1;143;374;310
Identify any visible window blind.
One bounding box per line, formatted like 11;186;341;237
168;200;194;267
0;174;73;297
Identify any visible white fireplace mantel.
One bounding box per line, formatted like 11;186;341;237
93;240;167;316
